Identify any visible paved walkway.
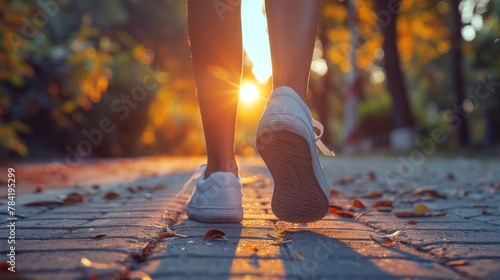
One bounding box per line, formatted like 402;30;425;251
1;155;500;279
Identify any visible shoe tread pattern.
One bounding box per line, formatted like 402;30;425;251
257;131;329;223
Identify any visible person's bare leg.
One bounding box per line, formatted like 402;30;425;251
265;0;322;100
188;0;242;177
258;0;329;223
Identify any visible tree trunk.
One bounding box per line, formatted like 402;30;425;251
376;0;414;130
450;0;470;146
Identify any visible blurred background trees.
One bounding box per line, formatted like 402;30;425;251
1;0;499;160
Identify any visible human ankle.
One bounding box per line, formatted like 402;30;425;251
205;159;239;178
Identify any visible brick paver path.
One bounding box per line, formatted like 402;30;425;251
1;156;499;279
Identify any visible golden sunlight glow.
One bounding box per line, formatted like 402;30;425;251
241;0;272;84
239;82;260;104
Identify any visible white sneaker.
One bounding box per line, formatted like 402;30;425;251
178;165;243;223
257;86;334;223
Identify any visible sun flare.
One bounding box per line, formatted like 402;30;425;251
239;82;260;104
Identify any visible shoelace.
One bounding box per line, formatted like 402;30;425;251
176;164;206;198
312;119;336;156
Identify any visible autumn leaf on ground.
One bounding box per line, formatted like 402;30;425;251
158;231;175;239
395;211;445;218
363;191;382;198
153;184;166;190
481;208;493;215
24;201;63;207
370;230;402;246
413;203;431;213
103;191;121;200
414;188;447;199
328;204;343;212
444;260;468;266
372;200;394;209
130;244;155;262
329;188;343;196
162;214;176;223
63;192;85;205
395;204;447;218
376;207;393;213
352;199;366;209
329;207;354;218
160;226;185;238
92;234;106;239
203;229;230;242
407;221;419;225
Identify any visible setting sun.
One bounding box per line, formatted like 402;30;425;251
239;82;260;104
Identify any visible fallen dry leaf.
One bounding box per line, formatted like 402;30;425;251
92;234;107;239
24;201;63;207
328;205;343;212
407;221;419;225
352;199;366;209
444;260;468;266
372;200;394;208
414;188;447;199
158;232;175;239
363;191;383;199
395;211;446;218
376;207;393;213
130;244;155;262
103;191;121;200
203;229;227;241
481;208;493;215
413;203;431;213
63;192;85;205
153;184;166;190
329;208;354;218
329;188;343;196
370;230;402;246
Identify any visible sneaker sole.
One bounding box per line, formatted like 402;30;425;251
186;205;243;223
257;131;329;223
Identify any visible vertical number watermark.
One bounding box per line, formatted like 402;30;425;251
6;168;16;273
